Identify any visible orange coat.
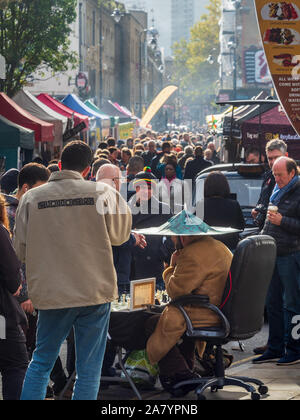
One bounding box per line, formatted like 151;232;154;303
146;236;233;365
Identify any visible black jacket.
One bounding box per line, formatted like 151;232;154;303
184;157;212;182
255;170;276;230
0;224;27;341
204;197;245;250
129;196;172;287
262;180;300;255
112;234;136;294
142;151;157;167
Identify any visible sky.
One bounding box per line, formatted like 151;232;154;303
123;0;211;56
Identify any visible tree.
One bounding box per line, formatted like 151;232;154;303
172;0;221;104
97;0;125;13
0;0;78;97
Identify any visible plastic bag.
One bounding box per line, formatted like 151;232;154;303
121;349;159;389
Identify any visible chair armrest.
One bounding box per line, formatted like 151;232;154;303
170;294;230;339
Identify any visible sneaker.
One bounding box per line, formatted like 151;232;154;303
160;372;201;397
277;354;300;366
253;344;268;355
252;351;283;364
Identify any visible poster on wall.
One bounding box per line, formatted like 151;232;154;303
254;0;300;136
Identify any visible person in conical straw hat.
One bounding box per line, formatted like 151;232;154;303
133;209;239;396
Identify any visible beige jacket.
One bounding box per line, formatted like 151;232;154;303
13;170;132;310
146;237;233;365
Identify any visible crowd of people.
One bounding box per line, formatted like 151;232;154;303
0;129;300;400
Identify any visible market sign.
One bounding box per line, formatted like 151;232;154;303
75;72;88;90
244;48;272;84
119;122;134;140
63;122;87;142
254;0;300;136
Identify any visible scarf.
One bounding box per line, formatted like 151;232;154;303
270;175;299;206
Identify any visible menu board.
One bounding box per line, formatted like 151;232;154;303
130;278;156;311
255;0;300;135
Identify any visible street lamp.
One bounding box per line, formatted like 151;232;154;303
138;24;159;118
206;48;217;65
227;36;237;100
111;8;124;23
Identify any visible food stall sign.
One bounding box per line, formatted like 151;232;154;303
254;0;300;136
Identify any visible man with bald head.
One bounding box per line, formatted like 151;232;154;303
96;164;147;294
97;163;122;193
254;156;300;366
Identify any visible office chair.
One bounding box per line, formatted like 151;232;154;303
169;235;277;401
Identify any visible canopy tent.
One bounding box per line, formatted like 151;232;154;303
84;99;111;129
13;89;68;148
113;103;140;122
37;93;89;130
99;100;131;120
242;105;300;159
84;99;108;116
0;92;54;143
112;102;132;117
218;92;279;138
0;114;34;170
62;94;110;125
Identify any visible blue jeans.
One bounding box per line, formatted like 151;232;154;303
267;252;300;357
21;303;111;400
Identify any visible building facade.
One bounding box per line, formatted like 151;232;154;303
27;0;163;117
171;0;195;46
218;0;273;101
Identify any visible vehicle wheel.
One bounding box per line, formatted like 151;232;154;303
251;392;261;401
171;388;186;398
258;385;268;395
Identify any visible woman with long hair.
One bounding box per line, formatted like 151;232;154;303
0;194;10;233
203;171;245;251
0;193;28;400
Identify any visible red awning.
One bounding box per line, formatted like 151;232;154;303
37;93;89;130
242;105;300;159
0;92;54;143
244;106;292;127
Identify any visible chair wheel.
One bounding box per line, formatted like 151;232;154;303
197;394;207;401
258;385;268;395
171;388;186;398
251;392;261;401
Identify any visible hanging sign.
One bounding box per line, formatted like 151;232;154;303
254;0;300;136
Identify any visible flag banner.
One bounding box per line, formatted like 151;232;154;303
254;0;300;136
140;85;178;129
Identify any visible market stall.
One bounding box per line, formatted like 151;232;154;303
13;89;68;157
0;114;34;170
242;105;300;159
37;93;89;131
0;92;54;144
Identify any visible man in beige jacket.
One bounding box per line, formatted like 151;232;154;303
14;141;132;400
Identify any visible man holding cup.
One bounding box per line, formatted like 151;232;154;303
253;157;300;365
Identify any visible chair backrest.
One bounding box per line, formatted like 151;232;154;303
222;235;276;341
